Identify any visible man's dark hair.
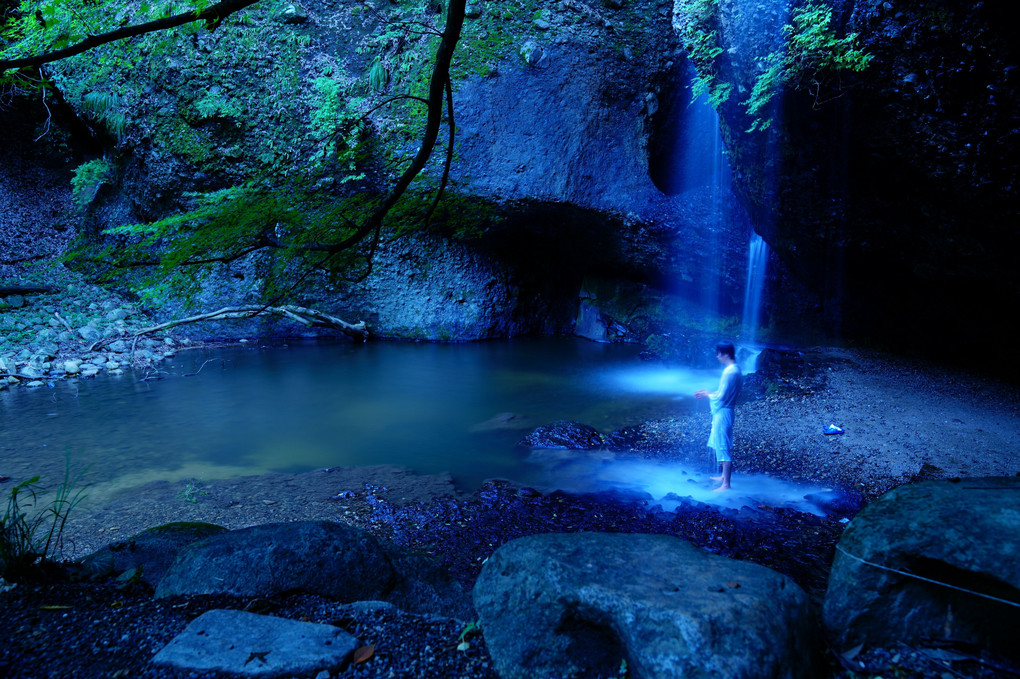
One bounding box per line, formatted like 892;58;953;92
716;341;736;360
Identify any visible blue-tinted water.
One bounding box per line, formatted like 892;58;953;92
1;338;720;501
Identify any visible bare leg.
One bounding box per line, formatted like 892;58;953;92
713;462;732;492
709;454;722;481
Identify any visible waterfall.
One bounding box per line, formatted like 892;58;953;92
680;65;731;319
741;232;769;346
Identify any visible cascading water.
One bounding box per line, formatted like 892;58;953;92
679;71;732;318
741;233;769;346
680;66;768;370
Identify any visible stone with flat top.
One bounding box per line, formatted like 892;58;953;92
152;609;358;677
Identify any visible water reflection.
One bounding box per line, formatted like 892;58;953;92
1;338;718;501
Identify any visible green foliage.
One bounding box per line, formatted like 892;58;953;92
70;157;114;208
675;0;871;129
743;0;872;132
16;0;492;301
1;456;88;581
193;91;245;120
80;91;128;139
166;119;215;164
367;57;388;91
309;73;370;180
675;0;731;107
459;619;481;640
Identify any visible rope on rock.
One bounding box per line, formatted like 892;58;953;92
835;545;1020;609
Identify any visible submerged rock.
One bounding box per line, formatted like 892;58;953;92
518;420;604;450
473;532;818;678
824;477;1020;659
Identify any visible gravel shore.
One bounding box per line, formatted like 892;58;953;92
3;271;1019;678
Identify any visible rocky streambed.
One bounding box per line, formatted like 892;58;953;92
1;267;195;387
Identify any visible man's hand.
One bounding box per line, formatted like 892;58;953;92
694;389;709;399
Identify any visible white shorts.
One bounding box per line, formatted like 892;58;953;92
708;408;734;462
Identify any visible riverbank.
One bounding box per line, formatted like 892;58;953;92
3;273;1020;677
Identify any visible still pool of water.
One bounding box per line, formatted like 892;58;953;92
1;338;723;504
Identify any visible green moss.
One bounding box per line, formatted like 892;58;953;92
166;120;216;164
70;158;115;208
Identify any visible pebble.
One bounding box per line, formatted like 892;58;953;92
0;275;192;387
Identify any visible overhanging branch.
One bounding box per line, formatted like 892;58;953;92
0;0;261;71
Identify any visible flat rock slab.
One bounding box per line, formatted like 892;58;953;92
152;609;358;677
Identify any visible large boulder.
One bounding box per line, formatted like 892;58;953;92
81;521;227;587
823;477;1020;657
155;521;471;618
473;532;817;678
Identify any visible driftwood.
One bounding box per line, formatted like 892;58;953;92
88;304;369;352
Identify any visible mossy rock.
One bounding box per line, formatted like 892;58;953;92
81;521;227;587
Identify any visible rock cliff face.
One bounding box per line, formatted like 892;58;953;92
4;0;760;347
6;0;1014;360
680;0;1019;365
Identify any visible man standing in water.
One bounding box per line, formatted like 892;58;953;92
694;341;742;491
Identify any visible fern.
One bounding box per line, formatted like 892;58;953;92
743;0;872;132
80;91;128;140
368;57;388;91
70;158;114;208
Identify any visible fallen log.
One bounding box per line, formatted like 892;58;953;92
88;304;369;352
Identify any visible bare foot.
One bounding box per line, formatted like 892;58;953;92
710;475;723;482
712;485;730;493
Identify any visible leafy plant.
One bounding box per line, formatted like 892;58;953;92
70;157;114;208
456;620;481;651
0;457;88;581
675;0;731;107
743;0;872;131
80;91;128;140
176;481;206;503
368;57;388;91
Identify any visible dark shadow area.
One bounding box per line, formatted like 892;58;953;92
555;607;628;678
906;557;1020;659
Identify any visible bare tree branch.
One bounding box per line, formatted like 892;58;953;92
425;75;455;226
0;0;261;71
86;304;369;354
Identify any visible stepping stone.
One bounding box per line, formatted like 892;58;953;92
152;609;358;677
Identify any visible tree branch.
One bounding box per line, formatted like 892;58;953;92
0;0;261;71
425;75;455;227
318;0;466;256
86;304;369;354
